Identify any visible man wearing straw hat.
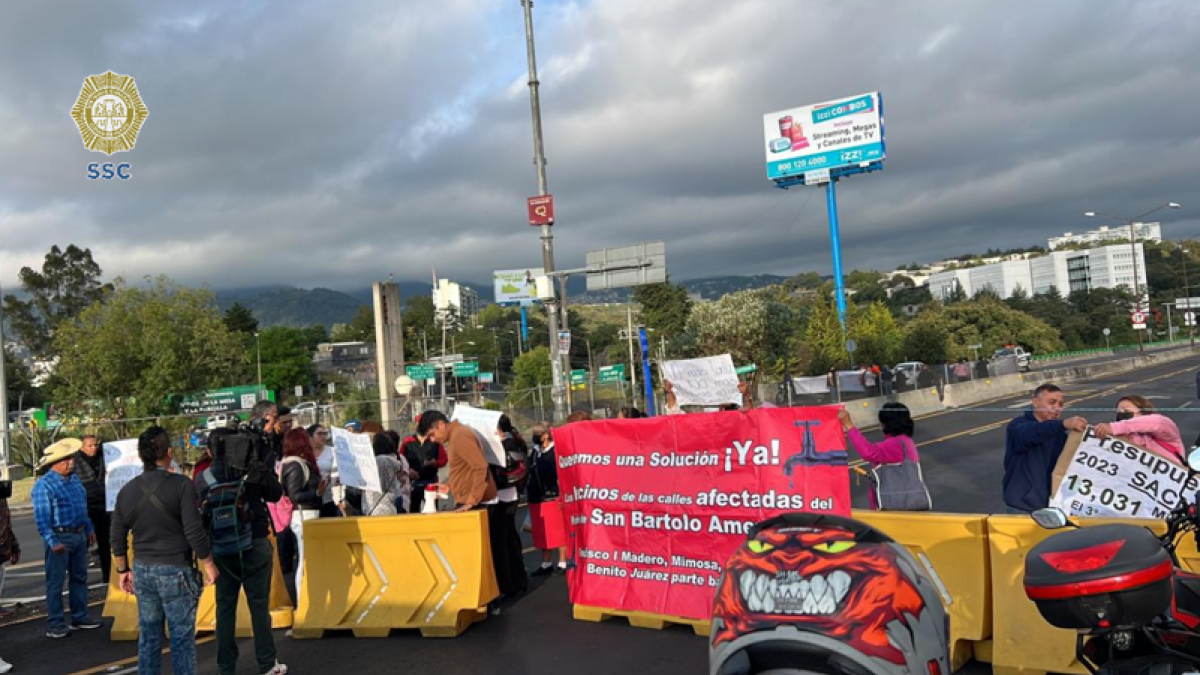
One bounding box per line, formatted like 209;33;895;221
30;438;101;638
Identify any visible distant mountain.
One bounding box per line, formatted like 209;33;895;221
212;274;791;328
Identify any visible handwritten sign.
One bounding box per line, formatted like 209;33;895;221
1051;427;1195;520
450;405;505;466
104;439;141;512
330;428;382;493
660;355;742;408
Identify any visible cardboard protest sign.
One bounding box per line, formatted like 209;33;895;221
330;428;382;493
556;406;850;621
660;355;742;408
450;404;505;466
1051;427;1196;520
104;439;141;512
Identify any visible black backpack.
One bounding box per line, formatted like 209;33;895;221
498;435;529;493
197;431;261;557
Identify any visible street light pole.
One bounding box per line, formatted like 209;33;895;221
1085;202;1182;354
1183;246;1195;348
255;332;263;398
522;0;565;423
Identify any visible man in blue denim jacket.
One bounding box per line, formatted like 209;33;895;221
31;438;101;639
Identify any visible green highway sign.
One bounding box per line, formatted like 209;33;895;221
453;361;480;377
599;364;625;383
406;364;436;380
176;384;273;416
570;369;588;385
735;364;757;375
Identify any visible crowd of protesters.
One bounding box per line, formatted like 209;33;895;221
4;376;1195;674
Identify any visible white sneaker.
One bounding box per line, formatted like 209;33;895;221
260;662;288;675
0;657;13;674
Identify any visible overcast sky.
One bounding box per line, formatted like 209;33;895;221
2;0;1198;292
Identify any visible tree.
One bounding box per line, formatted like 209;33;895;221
900;319;951;365
4;345;42;410
684;288;796;377
850;302;902;366
3;245;113;357
331;305;375;342
512;346;553;391
258;326;319;395
223;302;258;334
52;277;249;423
633;279;692;339
803;299;848;375
403;295;437;341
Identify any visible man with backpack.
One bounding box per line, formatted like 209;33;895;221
111;426;217;675
490;415;529;604
197;424;287;675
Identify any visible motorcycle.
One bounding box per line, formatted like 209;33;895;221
709;512;950;675
1024;448;1200;675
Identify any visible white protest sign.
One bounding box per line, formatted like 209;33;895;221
450;404;505;466
660;354;742;407
104;439;141;512
330;428;382;493
1051;427;1196;520
791;376;830;395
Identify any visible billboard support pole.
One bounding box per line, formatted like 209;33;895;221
639;326;656;417
826;179;848;330
520;306;529;346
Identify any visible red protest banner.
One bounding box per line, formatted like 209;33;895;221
555;406;850;621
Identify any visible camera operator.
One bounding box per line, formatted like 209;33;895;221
248;401;293;459
199;417;287;675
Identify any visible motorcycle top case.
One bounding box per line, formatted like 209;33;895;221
1024;524;1172;630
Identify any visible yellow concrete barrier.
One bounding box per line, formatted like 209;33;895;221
854;511;991;672
103;534;295;641
986;515;1178;675
292;511;499;639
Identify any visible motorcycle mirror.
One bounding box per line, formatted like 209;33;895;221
1031;508;1071;530
1189;446;1200;473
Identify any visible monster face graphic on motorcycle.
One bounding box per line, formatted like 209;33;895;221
711;524;925;665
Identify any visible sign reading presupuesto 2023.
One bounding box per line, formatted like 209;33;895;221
555;407;850;621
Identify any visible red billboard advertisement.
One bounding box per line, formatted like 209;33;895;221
555;406;850;620
528;194;555;226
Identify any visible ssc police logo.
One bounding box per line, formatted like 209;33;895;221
70;71;148;155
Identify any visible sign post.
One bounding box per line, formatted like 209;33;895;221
639;326;655;417
765;93;886;330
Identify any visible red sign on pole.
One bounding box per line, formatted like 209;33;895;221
1131;311;1146;324
528;195;555;226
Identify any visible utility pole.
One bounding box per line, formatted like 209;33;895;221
522;0;565;422
0;264;10;481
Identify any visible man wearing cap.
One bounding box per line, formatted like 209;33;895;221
31;438;102;638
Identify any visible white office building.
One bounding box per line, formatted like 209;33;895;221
927;243;1146;301
1049;222;1161;251
433;279;481;327
928;269;973;301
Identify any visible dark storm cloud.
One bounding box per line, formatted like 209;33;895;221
1;0;1197;289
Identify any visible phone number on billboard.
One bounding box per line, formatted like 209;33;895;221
773;151;867;173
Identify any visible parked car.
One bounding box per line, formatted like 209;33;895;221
293;401;317;413
892;361;926;387
205;412;234;430
993;346;1033;372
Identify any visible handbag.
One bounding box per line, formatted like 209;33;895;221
869;437;932;511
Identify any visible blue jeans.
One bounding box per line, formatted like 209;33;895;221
44;531;90;631
134;563;201;675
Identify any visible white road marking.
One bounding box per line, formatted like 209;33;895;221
0;582;106;605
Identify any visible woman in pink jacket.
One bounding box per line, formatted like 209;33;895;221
1094;395;1184;465
837;403;922;510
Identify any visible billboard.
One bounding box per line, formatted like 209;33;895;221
493;268;544;306
763;92;885;181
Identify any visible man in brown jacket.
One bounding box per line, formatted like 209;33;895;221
421;411;496;511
